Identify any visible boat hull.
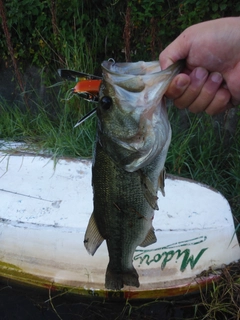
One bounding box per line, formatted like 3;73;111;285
1;145;239;300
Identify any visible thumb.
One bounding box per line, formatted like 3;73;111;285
159;33;190;70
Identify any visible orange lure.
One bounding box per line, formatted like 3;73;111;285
73;79;102;102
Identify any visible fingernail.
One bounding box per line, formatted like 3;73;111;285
210;72;223;83
176;76;189;88
195;67;208;80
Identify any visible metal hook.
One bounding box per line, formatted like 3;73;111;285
74;107;97;128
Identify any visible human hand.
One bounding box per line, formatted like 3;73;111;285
159;17;240;114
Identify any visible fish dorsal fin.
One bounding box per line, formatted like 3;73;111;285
158;168;166;197
84;213;104;255
139;228;157;247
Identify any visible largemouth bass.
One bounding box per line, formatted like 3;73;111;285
84;60;183;290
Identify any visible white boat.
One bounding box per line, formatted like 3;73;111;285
0;142;239;300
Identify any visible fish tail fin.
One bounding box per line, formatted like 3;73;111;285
84;212;104;255
105;265;139;290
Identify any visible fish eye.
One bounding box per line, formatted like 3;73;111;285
100;96;112;110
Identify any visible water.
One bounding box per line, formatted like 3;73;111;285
0;282;199;320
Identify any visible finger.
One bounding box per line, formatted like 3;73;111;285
187;72;223;113
174;67;208;109
164;74;190;99
204;87;231;115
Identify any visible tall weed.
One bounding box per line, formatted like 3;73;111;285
167;106;240;220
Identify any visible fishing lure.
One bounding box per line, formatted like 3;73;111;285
58;69;102;126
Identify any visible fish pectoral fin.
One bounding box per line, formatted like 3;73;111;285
139;228;157;247
140;172;159;210
158;167;166;197
84;213;104;255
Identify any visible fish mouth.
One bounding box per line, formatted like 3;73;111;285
101;60;161;76
101;60;162;93
99;60;184;171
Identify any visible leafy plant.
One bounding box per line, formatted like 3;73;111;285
1;0;240;68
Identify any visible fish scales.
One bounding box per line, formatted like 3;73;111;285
92;141;156;289
84;60;184;290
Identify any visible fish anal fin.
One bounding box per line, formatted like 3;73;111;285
84;212;104;255
139;228;157;247
158;167;166;197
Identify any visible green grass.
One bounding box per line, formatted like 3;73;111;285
167;106;240;222
0;95;96;158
